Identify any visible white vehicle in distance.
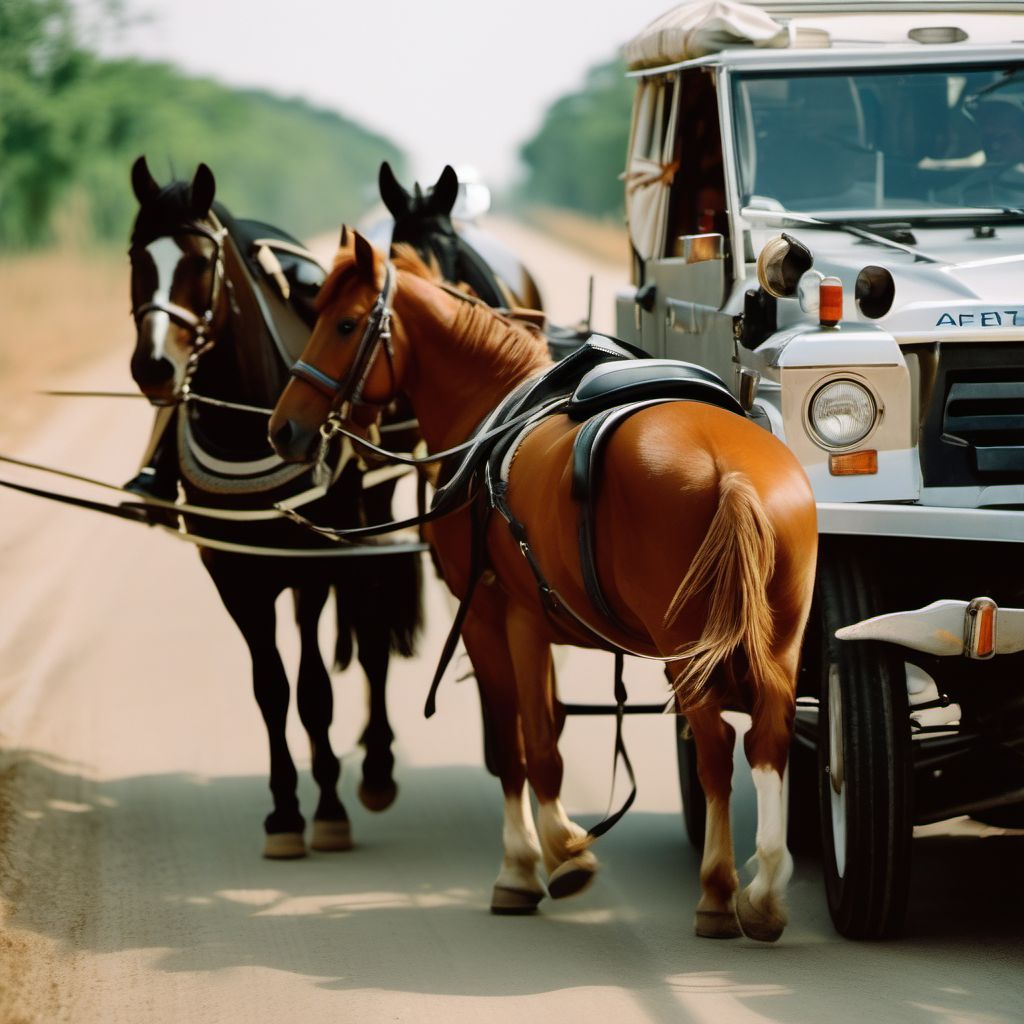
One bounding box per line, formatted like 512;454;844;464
615;0;1024;939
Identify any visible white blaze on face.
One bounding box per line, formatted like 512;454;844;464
143;235;184;361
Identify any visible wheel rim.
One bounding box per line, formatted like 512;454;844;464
827;663;847;880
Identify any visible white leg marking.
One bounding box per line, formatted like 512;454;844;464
494;786;544;894
537;799;591;874
748;767;792;909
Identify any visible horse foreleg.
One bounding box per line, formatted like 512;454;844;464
738;663;796;943
206;558;304;858
294;583;352;851
460;589;545;913
506;605;597;901
684;701;743;938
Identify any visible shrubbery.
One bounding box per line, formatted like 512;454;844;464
0;0;404;247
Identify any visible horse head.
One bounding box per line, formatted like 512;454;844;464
128;156;230;405
270;229;407;462
379;162;462;283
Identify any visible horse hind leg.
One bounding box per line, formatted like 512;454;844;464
737;652;798;943
347;585;399;813
684;701;743;939
294;582;352;851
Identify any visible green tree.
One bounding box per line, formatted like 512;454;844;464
518;57;633;218
0;1;405;248
0;0;87;244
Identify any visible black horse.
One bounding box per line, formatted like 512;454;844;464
377;162;544;311
128;156;421;858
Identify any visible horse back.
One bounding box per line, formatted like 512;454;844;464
493;402;816;652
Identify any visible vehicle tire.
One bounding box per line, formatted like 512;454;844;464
815;539;913;939
676;718;706;850
787;737;820;855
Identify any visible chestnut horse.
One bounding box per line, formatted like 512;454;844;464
128;162;421;858
268;233;818;942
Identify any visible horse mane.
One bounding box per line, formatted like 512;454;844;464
393;245;549;386
315;242;549;387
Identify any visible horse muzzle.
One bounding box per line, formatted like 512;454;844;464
130;353;178;404
269;418;318;464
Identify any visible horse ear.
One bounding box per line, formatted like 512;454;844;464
379;161;410;217
353;231;379;284
430;165;459;215
131;155;160;205
190;163;216;218
339;224;349;247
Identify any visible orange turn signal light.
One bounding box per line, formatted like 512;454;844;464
819;276;843;327
966;597;997;660
829;450;877;476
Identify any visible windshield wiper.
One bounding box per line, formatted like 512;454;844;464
742;206;943;264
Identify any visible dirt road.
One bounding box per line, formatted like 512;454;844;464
0;221;1021;1023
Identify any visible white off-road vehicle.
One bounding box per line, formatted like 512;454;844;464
615;0;1024;938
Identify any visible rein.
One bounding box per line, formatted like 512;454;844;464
0;472;428;557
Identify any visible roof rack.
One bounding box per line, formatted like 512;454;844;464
749;1;1022;14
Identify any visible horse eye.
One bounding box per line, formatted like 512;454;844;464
337;318;357;336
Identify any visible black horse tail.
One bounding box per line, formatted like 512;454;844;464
331;471;424;670
331;552;423;670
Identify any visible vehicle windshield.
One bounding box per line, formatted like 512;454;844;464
732;63;1024;218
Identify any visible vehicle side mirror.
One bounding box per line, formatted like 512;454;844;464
756;233;813;298
636;282;657;312
739;288;777;350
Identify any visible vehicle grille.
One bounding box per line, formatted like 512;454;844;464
919;342;1024;488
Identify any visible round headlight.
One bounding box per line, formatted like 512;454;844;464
809;380;877;449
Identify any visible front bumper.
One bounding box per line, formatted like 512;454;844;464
818;501;1024;543
836;598;1024;658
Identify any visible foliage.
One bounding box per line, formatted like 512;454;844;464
517;57;633;219
0;0;405;248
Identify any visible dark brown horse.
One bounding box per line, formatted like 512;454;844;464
377;162;543;311
267;232;819;941
128;160;421;858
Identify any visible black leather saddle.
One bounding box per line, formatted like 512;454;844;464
567;359;740;421
233;218;326;329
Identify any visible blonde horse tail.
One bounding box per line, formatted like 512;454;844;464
663;470;789;709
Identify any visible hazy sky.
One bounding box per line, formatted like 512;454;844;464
78;0;675;188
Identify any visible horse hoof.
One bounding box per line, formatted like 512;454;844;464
358;780;398;812
490;885;544;915
547;856;597;900
311;818;353;852
736;887;786;943
263;831;306;859
694;908;742;939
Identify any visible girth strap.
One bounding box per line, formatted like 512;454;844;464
423;496;490;718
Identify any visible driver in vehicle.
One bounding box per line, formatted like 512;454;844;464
948;99;1024;206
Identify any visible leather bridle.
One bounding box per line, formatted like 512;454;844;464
130;218;229;396
289;260;397;426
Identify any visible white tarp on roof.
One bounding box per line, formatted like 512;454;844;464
624;1;786;70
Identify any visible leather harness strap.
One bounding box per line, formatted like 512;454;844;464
0;474;428;558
